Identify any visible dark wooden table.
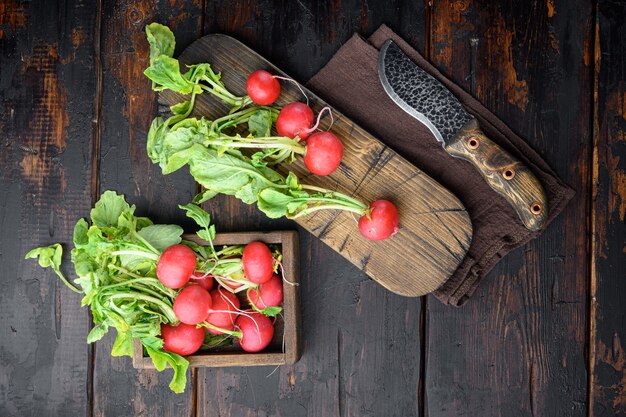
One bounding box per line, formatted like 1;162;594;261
1;1;624;416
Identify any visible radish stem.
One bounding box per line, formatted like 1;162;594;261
111;249;159;261
199;321;242;338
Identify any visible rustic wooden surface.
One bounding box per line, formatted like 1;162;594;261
0;1;623;417
425;1;593;416
591;1;626;416
0;1;96;416
159;33;473;298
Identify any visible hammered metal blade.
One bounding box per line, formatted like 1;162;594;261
379;40;474;145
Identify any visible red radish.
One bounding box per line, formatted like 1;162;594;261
173;285;212;325
156;244;196;289
276;102;314;140
242;241;274;284
161;323;205;356
358;200;400;241
303;131;343;176
190;271;214;291
206;289;241;335
235;311;274;353
247;274;283;310
246;70;281;105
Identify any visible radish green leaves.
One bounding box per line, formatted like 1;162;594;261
143;24;369;224
25;191;272;393
25;244;82;294
26;191;190;393
144;23;250;109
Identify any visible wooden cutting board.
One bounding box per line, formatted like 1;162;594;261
159;34;473;297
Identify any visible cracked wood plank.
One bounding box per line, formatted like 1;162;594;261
0;0;98;415
590;1;626;415
426;1;592;416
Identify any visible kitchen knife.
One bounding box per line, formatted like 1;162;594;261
379;40;548;231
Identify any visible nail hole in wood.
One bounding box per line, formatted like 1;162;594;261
503;169;515;180
467;137;479;149
531;202;542;214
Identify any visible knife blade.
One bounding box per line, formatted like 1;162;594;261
379;40;548;231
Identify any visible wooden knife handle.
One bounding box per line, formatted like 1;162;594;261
445;119;548;231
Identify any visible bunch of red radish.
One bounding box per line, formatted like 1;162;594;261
246;70;344;177
247;70;400;241
156;241;284;356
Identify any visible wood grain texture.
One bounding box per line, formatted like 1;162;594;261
591;1;626;415
159;34;472;298
3;1;621;416
202;0;425;82
133;231;301;368
92;1;203;415
426;1;592;416
0;1;97;416
448;119;548;230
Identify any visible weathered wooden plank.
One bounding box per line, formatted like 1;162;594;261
0;0;98;415
591;1;626;415
196;2;426;416
203;0;424;82
92;1;203;416
426;1;592;416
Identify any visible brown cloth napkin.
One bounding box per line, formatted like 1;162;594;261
307;25;574;306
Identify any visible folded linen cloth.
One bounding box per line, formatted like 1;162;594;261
307;25;574;306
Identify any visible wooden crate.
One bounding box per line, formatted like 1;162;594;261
132;230;300;368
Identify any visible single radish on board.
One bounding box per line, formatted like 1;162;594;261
247;274;283;310
206;289;241;335
303;131;344;176
161;323;205;356
156;244;197;289
358;200;400;241
246;70;281;105
242;241;274;284
276;102;314;140
235;311;274;353
173;285;212;325
189;271;214;291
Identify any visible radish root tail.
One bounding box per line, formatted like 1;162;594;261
301;106;333;136
275;260;298;286
273;75;309;106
